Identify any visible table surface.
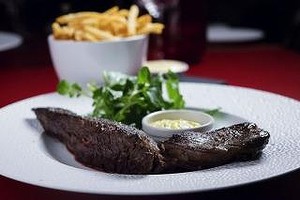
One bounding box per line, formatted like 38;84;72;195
1;38;300;200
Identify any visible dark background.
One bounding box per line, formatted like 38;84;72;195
1;0;300;47
207;0;300;44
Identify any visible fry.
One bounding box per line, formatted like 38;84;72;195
84;26;119;41
137;14;152;29
138;23;164;35
56;12;101;24
52;5;164;41
118;9;129;17
103;6;119;15
82;32;98;41
127;5;139;35
74;30;84;41
52;22;75;39
110;21;127;36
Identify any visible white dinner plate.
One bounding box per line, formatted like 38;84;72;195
207;24;264;43
0;31;23;51
0;83;300;195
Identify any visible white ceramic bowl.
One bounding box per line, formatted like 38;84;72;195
142;109;214;141
48;35;148;85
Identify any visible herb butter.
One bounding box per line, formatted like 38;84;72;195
151;119;201;129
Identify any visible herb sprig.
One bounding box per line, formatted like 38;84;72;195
57;67;185;128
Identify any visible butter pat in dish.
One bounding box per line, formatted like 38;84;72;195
151;119;201;129
142;109;214;140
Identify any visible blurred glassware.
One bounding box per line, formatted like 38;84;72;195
0;0;25;33
136;0;206;64
285;7;300;51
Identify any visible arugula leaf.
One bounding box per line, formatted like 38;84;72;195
56;67;185;128
137;66;151;85
165;71;185;109
57;80;82;97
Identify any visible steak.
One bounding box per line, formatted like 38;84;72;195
33;107;165;174
161;122;270;171
33;107;270;174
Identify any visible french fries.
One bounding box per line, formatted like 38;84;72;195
52;5;164;41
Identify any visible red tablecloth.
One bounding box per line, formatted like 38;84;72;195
0;41;300;200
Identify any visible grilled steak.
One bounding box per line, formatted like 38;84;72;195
33;107;165;174
33;107;270;174
161;122;270;171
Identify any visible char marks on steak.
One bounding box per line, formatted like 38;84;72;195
161;122;270;171
33;107;165;174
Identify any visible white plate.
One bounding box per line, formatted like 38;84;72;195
207;24;264;43
0;83;300;195
0;31;23;51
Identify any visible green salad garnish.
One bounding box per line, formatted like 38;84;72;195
57;67;185;128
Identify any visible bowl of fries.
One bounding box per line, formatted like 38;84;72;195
48;5;164;85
